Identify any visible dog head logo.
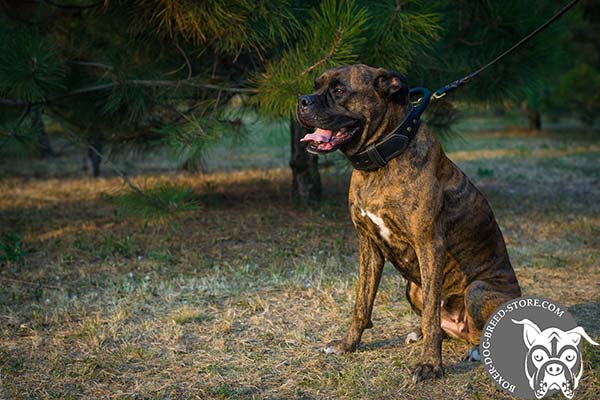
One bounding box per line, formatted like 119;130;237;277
512;319;599;399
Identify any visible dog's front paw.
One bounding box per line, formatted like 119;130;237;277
323;339;355;355
412;363;444;383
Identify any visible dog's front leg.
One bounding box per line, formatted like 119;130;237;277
412;232;446;382
324;235;384;354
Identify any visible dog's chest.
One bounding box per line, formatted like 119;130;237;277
351;198;420;271
358;208;392;241
350;183;410;241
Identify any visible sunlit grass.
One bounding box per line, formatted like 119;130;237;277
0;128;598;399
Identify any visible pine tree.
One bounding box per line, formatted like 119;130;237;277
539;0;600;126
0;0;582;204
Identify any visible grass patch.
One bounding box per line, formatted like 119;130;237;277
0;230;26;263
0;129;598;399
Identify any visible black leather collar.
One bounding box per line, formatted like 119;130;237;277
349;87;432;171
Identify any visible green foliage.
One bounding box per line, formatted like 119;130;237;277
477;167;494;178
539;0;600;124
411;0;571;105
132;0;298;54
0;27;66;101
0;0;593;180
253;0;443;118
100;234;141;259
0;112;40;159
0;231;27;263
155;108;247;169
254;0;370;117
363;0;441;72
107;183;200;220
550;63;600;125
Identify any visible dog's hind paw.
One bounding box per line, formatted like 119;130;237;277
412;363;444;383
405;331;422;344
462;346;481;362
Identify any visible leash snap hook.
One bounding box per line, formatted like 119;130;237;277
432;92;446;101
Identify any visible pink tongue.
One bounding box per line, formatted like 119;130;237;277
300;128;333;143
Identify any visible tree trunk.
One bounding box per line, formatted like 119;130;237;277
31;110;55;158
290;119;321;204
86;138;102;177
526;107;542;131
180;158;206;173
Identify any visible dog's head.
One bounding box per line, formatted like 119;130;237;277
512;319;599;399
296;64;409;156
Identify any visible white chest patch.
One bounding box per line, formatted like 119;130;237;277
359;208;391;241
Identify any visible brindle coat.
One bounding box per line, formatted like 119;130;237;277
297;64;521;382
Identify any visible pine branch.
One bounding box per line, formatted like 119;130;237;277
67;60;113;69
59;124;171;212
174;43;192;80
41;0;105;9
0;79;257;106
300;30;343;77
0;104;33;148
86;143;166;211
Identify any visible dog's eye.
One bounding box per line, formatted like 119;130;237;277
332;87;345;96
562;349;577;362
532;349;546;363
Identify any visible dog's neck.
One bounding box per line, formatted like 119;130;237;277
342;101;410;158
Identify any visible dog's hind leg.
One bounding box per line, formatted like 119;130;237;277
463;280;521;345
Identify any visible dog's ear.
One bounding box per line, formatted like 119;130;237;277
512;319;542;349
374;69;408;105
564;326;600;346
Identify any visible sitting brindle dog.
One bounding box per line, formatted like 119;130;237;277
296;64;521;382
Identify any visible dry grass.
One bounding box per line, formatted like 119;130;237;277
0;129;599;399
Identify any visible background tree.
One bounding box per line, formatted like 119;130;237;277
539;0;600;126
0;0;590;204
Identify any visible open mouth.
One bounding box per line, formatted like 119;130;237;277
299;125;359;154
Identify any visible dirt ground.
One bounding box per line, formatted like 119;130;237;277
0;128;599;399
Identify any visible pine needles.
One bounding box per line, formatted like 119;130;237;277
107;183;200;220
0;27;66;102
253;0;370;117
132;0;297;54
1;0;594;196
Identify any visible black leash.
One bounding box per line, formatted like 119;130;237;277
350;0;580;171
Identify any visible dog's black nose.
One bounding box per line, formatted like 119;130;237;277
545;363;564;376
299;95;313;108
